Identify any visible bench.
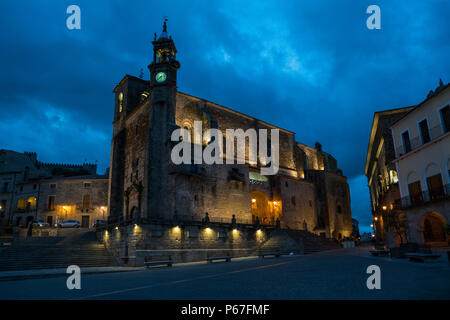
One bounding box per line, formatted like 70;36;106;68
207;256;231;263
403;253;441;263
369;249;390;257
259;251;281;258
144;255;172;268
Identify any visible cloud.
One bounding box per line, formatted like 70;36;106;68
0;0;449;232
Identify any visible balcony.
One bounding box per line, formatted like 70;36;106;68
395;125;448;158
393;184;449;209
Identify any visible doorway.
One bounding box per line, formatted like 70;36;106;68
81;215;90;228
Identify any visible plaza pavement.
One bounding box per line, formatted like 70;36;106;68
0;247;449;300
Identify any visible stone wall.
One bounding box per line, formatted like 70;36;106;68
36;177;108;227
98;221;270;266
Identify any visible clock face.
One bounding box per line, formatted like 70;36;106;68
155;72;167;83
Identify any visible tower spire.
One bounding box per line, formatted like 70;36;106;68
159;17;169;40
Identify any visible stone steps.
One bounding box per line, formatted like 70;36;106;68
0;230;117;271
261;229;341;254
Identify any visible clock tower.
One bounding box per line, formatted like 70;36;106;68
145;20;180;219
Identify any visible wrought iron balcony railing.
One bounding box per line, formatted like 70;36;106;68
392;184;449;209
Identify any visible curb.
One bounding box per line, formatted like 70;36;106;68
0;267;144;282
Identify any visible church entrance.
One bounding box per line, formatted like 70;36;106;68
251;191;276;225
421;211;447;246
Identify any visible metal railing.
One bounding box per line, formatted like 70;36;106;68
393;184;449;209
395;125;446;158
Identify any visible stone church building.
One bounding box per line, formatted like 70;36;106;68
108;22;353;240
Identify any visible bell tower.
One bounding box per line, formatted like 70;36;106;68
145;19;180;219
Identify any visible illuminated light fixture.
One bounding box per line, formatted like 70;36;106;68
62;206;67;210
232;228;238;234
372;234;375;238
115;226;119;230
251;199;256;203
101;206;105;210
256;229;262;235
370;224;373;228
382;206;387;211
205;227;212;233
374;217;378;221
273;201;277;205
173;226;180;232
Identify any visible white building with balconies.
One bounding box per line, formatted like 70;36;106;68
390;80;449;246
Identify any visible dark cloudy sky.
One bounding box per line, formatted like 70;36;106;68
1;0;449;233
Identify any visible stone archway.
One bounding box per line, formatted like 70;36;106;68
421;211;447;246
251;191;275;225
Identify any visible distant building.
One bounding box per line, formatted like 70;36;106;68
365;106;415;242
390;80;449;246
351;218;360;238
360;232;373;242
0;150;105;227
365;80;449;247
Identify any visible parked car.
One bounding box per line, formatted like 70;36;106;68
32;220;49;227
58;220;80;228
93;219;107;228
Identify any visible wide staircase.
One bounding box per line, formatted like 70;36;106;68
260;229;341;254
0;230;118;271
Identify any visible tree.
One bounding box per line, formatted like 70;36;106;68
383;211;409;244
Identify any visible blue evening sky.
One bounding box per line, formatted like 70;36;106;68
1;0;449;233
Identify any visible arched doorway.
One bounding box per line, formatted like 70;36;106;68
251;191;275;225
421;211;447;246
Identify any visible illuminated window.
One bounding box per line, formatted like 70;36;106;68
118;92;124;112
389;170;399;184
17;198;27;210
48;196;55;211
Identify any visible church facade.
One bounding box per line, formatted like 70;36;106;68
108;22;353;239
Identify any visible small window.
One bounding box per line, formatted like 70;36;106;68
82;194;91;209
418;119;430;144
401;131;411;153
118;92;124;113
285;181;288;187
291;196;296;206
337;205;342;214
33;184;37;190
440;105;450;133
84;182;91;188
309;200;312;207
50;183;56;189
48;196;55;211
